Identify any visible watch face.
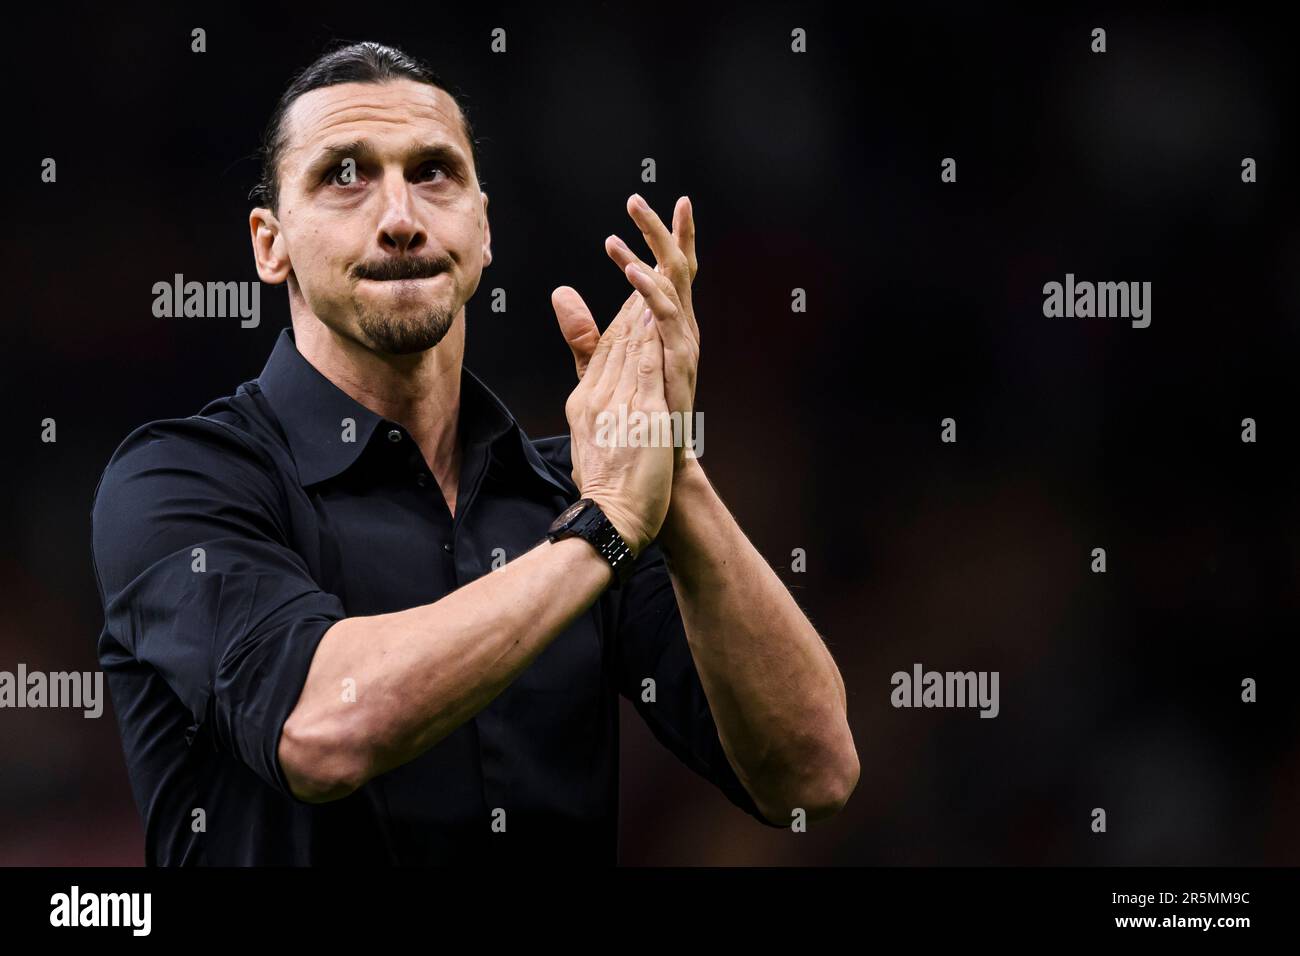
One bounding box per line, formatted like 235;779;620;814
550;499;591;533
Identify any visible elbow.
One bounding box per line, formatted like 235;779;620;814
809;746;860;820
278;707;373;804
759;736;860;825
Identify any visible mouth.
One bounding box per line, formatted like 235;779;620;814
359;274;447;291
360;273;444;282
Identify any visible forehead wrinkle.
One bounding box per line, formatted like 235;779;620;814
284;83;469;175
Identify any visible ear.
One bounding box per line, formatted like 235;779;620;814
250;207;291;284
480;190;492;268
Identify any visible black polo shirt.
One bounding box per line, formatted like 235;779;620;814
91;327;777;866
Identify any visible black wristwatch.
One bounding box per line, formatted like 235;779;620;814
545;498;635;589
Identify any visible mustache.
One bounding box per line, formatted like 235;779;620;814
353;254;453;282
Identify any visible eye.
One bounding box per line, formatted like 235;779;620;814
414;161;449;183
323;161;361;187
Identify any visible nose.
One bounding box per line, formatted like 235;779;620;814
374;174;427;256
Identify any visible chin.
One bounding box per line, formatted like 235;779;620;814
358;309;457;356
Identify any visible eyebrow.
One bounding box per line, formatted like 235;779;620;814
302;139;467;182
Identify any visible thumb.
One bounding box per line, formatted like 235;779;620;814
551;286;600;380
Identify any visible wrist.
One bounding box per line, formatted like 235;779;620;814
548;535;617;590
579;495;645;557
658;459;710;558
548;496;639;586
672;454;706;492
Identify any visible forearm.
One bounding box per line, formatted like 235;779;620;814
280;536;612;802
656;459;858;822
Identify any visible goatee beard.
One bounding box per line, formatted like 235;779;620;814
357;303;456;355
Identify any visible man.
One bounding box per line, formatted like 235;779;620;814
91;41;857;865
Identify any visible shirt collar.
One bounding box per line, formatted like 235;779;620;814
256;327;570;497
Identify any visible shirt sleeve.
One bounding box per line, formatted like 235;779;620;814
91;416;346;800
615;542;786;829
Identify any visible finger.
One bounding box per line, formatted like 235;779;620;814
604;234;681;307
609;240;688;350
624;262;689;352
671;196;699;341
672;196;697;283
592;303;637;401
551;286;600;380
613;298;654;404
626;193;692;298
635;317;667;407
610;287;645;326
582;289;643;388
606;204;699;346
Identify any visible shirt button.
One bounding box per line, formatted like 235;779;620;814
416;473;428;487
443;542;454;554
386;428;402;443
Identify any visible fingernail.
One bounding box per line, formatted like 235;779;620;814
641;307;653;326
632;194;648;212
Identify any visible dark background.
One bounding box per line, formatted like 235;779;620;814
3;2;1298;865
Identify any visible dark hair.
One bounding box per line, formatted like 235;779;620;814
249;41;481;211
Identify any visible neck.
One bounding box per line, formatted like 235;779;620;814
292;311;466;510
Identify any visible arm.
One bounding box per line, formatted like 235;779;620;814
280;535;612;803
653;459;858;824
552;193;859;826
95;312;673;809
284;299;676;804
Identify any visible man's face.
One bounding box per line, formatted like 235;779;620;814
253;79;490;355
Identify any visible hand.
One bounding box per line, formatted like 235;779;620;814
552;194;700;475
562;289;675;556
552;285;647;492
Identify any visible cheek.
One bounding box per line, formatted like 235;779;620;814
464;223;488;278
436;216;481;278
286;225;354;311
450;198;485;253
465;217;489;266
293;224;349;280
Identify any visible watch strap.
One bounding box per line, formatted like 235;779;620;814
546;499;635;589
